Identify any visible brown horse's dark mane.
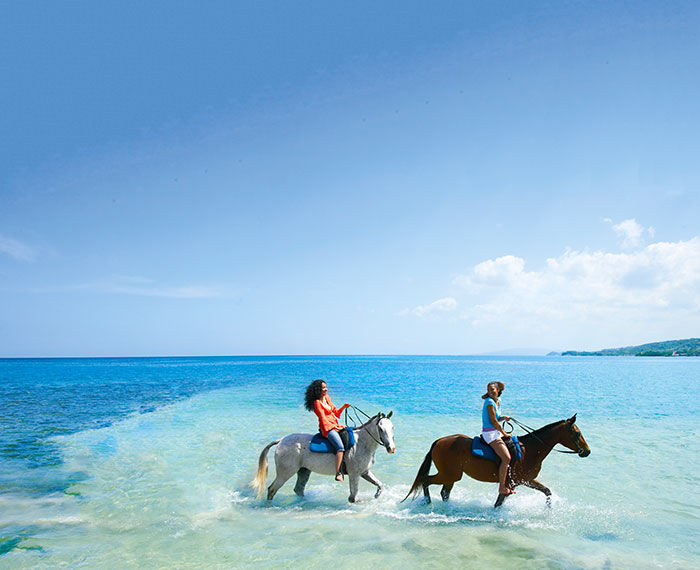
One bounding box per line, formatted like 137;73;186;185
519;419;567;441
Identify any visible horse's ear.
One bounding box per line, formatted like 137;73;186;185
568;413;577;424
387;410;393;419
377;412;384;420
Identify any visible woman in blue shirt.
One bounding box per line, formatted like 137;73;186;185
481;381;513;496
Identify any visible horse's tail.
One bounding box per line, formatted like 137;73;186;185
251;439;281;499
401;440;438;502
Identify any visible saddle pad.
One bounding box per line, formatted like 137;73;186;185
471;435;521;463
309;427;355;454
471;436;498;461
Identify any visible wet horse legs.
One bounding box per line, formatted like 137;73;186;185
293;468;311;496
361;470;383;498
440;483;454;501
523;478;552;507
423;473;460;504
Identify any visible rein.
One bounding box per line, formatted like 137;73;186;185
344;405;385;447
505;417;582;454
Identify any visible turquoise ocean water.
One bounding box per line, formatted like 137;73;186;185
1;356;698;568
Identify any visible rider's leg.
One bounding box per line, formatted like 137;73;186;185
327;430;345;481
489;439;512;495
334;451;344;480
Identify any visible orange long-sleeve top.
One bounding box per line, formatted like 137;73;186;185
313;395;349;437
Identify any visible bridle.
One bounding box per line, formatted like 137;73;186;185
505;417;587;455
344;405;392;449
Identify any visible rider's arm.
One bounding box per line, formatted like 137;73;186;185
329;401;350;417
488;404;507;436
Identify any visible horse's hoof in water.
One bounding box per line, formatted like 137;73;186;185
374;487;383;499
546;496;552;508
494;493;508;508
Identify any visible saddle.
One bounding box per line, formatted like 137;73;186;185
309;427;355;454
471;434;523;466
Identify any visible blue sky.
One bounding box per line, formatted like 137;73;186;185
2;1;699;357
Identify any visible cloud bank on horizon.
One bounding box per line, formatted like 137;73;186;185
402;219;700;350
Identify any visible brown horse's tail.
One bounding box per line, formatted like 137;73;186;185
401;440;437;502
251;439;280;499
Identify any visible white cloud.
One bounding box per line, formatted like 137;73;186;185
452;238;700;333
400;296;457;317
0;234;36;261
608;218;651;249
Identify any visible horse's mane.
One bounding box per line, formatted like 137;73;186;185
519;419;566;439
356;413;380;431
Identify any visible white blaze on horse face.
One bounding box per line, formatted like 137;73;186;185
379;418;396;454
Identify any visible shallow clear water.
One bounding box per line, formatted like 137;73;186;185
1;356;698;568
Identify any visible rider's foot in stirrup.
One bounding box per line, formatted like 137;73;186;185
335;471;343;482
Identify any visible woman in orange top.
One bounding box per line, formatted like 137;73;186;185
304;379;350;481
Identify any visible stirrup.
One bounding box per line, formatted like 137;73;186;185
335;471;344;481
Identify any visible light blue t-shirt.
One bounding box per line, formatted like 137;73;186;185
482;397;501;430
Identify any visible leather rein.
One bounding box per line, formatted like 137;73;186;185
343;405;388;448
505;417;585;455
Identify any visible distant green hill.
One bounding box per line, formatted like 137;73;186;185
562;338;700;356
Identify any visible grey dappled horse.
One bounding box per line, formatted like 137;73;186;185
252;412;396;503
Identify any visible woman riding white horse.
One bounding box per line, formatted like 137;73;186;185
305;379;350;481
252;411;396;503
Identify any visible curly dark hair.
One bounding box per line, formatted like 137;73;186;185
304;379;326;411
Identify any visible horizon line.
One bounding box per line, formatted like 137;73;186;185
0;352;563;360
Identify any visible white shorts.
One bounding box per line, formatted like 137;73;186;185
481;429;502;444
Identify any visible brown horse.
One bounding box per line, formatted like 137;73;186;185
403;414;590;508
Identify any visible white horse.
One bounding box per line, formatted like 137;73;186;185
252;412;396;503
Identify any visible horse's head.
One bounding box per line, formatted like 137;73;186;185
562;414;590;457
376;411;396;454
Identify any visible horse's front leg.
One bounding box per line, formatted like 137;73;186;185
361;470;383;499
347;473;361;503
523;478;552;507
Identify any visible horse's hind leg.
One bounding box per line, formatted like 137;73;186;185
293;468;311;497
424;473;456;504
523;479;552;507
440;483;454;502
422;479;432;504
361;470;383;499
267;465;296;500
